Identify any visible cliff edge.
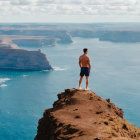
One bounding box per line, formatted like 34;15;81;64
0;48;52;71
35;88;140;140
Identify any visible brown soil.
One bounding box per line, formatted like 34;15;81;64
35;88;140;140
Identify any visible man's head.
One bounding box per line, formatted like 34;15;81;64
83;48;88;54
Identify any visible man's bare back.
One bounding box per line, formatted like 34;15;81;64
79;54;90;68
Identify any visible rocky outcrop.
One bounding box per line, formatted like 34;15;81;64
0;48;52;71
35;88;140;140
0;29;73;45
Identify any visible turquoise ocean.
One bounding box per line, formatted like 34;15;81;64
0;37;140;139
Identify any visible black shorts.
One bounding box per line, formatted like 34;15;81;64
80;67;89;77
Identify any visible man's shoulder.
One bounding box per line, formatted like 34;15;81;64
79;55;83;58
86;56;90;59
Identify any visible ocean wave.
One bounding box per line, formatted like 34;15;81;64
22;75;28;77
53;67;67;71
42;70;49;72
0;78;11;83
0;84;7;87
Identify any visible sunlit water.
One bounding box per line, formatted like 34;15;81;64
0;37;140;139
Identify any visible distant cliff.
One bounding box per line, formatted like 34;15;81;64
70;30;140;43
35;88;140;140
0;29;73;46
13;38;56;47
99;31;140;42
0;48;52;71
1;23;140;45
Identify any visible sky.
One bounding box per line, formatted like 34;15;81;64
0;0;140;23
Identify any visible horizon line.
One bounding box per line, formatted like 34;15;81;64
0;21;140;24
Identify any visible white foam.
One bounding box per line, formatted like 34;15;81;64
0;84;7;87
22;75;28;77
42;70;49;72
53;67;67;71
0;78;11;83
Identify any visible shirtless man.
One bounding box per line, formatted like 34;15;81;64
79;48;91;90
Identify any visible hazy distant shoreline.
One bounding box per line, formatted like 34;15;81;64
1;23;140;48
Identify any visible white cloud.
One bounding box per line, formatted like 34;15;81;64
0;0;140;22
0;0;140;15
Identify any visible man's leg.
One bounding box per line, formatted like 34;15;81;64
86;76;89;89
79;76;83;89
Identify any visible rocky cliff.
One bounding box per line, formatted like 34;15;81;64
35;88;140;140
0;48;52;71
0;29;73;45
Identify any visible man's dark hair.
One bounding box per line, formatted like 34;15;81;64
83;48;88;53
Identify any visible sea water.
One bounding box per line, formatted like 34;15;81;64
0;37;140;140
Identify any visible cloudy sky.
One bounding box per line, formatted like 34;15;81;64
0;0;140;23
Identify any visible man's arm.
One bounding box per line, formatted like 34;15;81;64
88;57;91;73
79;57;82;68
